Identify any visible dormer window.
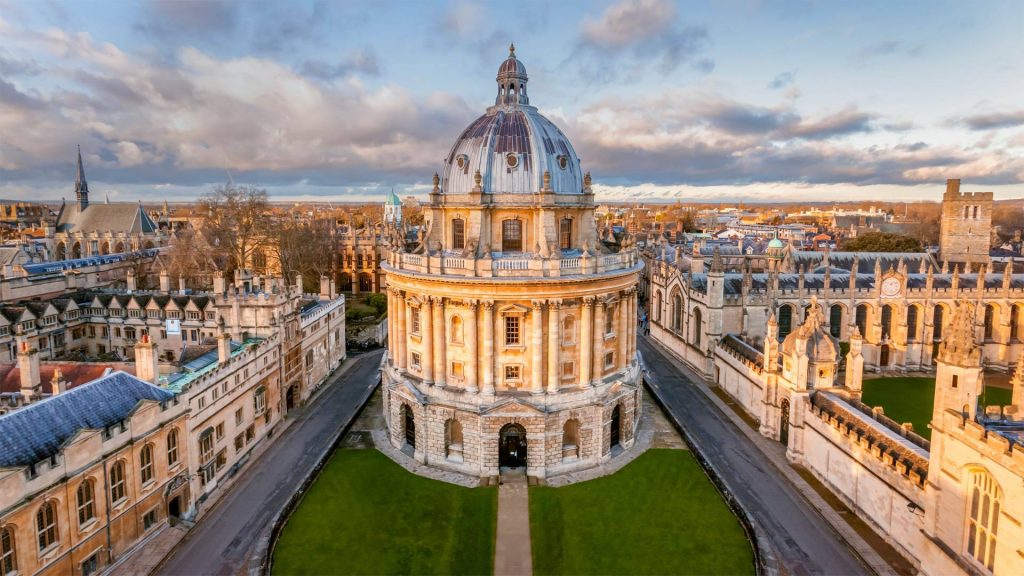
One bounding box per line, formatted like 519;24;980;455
557;155;568;170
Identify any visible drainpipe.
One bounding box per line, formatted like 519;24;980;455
102;453;113;564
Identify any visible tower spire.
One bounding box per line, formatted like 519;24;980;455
75;145;89;211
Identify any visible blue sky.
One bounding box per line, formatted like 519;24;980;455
0;0;1022;203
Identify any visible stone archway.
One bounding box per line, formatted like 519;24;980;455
499;423;527;468
610;405;622;448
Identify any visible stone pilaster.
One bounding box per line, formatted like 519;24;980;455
482;301;495;395
422;297;434;384
547;301;560;393
618;294;629;370
580;297;594;387
531;301;544;394
593;301;605;383
433;297;446;387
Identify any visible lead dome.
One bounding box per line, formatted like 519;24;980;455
440;45;585;197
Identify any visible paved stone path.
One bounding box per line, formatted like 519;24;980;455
155;350;384;576
494;470;532;576
638;336;879;575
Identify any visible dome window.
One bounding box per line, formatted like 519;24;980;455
557;155;568;170
506;153;519;169
456;154;468;172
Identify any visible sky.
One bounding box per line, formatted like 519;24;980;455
0;0;1022;204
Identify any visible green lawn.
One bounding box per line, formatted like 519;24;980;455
861;377;1012;440
272;450;497;575
529;449;755;576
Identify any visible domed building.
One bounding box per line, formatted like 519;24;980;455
381;46;643;479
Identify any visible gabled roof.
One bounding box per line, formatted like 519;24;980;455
55;202;158;235
0;371;174;468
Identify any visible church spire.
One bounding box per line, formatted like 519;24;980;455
75;145;89;211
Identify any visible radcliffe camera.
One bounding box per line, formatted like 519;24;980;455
0;2;1022;576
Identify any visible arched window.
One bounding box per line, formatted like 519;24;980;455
881;305;893;339
855;304;869;338
778;305;793;340
77;480;96;526
445;419;463;461
671;294;683;332
907;305;919;342
110;461;126;503
559;218;572;250
501;219;522;252
562;419;581;460
984;305;996;341
653;290;662;323
693;308;703;347
140;444;154;485
967;469;1001;571
1012;304;1022;341
167;429;179;467
36;501;58;551
0;526;15;576
562;316;575;344
451;218;465;250
933;305;945;341
829;305;843;338
450;315;463;345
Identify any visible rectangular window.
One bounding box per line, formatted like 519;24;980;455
452;218;465;250
254;387;267;414
129;309;142;318
502;219;523;252
562;361;574;378
504;364;521;382
234;434;244;452
235;408;244;425
560;218;572;250
215;450;227;472
411;352;422;370
604;351;615;369
215;422;225;440
411;307;421;334
450;361;464;380
143;509;158;531
187;311;201;320
245;425;255;443
200;433;214;463
197;395;206;410
504;316;521;346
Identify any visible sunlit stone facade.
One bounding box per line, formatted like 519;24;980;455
382;46;643;479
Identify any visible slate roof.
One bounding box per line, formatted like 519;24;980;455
0;371;175;468
790;251;935;274
55;202;158;235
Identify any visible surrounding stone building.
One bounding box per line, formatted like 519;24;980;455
382;46;643;479
52;148;165;260
0;372;189;576
940;178;994;265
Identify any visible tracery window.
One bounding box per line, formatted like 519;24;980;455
110;461;126;503
167;429;179;466
36;501;58;551
140;444;154;485
966;469;1000;571
907;305;919;341
77;480;96;525
0;526;15;576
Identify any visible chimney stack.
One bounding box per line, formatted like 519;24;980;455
295;273;303;294
320;276;331;300
159;269;170;292
50;368;67;396
134;333;160;385
945;178;961;197
178;276;186;294
217;319;231;364
17;338;40;402
213;271;226;295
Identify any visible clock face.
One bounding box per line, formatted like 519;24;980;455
881;277;901;298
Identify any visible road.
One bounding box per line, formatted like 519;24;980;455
638;337;869;575
159;350;384;576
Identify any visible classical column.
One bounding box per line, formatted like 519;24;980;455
531;301;544;395
592;301;605;384
399;294;410;371
618;295;629;370
467;301;479;393
421;298;434;384
482;301;495;394
579;297;593;387
433;297;446;387
547;300;560;393
629;290;637;364
386;289;396;365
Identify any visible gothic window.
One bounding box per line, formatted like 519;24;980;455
881;305;893;339
0;526;15;576
984;305;996;341
778;305;793;340
110;461;126;503
855;304;869;338
933;305;945;341
36;501;58;551
140;444;154;485
559;218;572;250
167;429;179;466
452;218;465;250
966;469;1000;571
693;307;703;347
1011;305;1021;341
907;305;919;342
829;305;843;338
501;219;522;252
671;294;683;332
504;316;521;346
654;290;662;323
77;480;96;526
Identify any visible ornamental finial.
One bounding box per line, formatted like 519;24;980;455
509;42;515;57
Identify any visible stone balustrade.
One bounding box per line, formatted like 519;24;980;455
386;248;640;279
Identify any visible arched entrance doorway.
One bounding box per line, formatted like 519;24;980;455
168;496;181;520
780;399;790;445
285;385;297;411
880;344;890;368
499;423;527;468
610;405;622;448
403;405;416;448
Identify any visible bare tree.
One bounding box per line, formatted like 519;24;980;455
267;216;336;290
198;185;269;277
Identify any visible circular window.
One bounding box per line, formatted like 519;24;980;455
558;155;568;170
506;153;518;168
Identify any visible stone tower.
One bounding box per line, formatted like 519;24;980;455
932;302;983;423
938;179;992;265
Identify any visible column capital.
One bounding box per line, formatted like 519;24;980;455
482;300;495;312
531;300;544;311
547;300;561;311
583;296;596;307
466;299;479;310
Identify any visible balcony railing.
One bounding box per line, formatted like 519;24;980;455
386;248;640;279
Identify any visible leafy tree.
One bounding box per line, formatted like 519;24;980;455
841;232;923;252
365;292;388;315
